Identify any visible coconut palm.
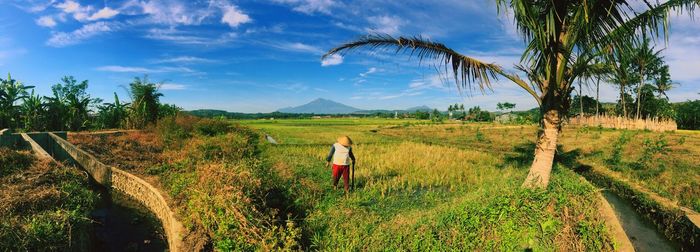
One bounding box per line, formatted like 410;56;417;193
606;47;634;118
323;0;699;188
631;38;663;120
654;65;677;99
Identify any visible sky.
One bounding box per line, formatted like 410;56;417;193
0;0;698;113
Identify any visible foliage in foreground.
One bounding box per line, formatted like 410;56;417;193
155;116;304;251
0;148;98;251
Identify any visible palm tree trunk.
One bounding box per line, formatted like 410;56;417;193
579;79;584;117
596;78;600;117
636;66;644;120
523;108;561;188
620;84;627;118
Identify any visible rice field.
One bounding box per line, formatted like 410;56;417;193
242;118;621;251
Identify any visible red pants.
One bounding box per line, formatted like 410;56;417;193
332;164;350;191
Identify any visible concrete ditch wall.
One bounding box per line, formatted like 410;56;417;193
46;132;184;251
20;133;52;160
579;162;700;251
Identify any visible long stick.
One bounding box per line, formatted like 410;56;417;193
351;163;355;191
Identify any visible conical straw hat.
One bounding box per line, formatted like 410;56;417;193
337;136;353;146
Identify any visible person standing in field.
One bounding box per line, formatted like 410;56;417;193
326;136;356;193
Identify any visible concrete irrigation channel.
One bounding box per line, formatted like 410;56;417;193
578;163;700;252
0;129;184;251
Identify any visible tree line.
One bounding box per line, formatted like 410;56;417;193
0;74;179;132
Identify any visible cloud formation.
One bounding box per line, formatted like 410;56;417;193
36;16;57;27
272;0;337;15
221;5;251;27
47;21;117;47
321;54;343;66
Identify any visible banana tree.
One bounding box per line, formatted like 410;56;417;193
21;90;45;131
127;76;163;129
97;92;130;129
0;73;35;129
323;0;699;188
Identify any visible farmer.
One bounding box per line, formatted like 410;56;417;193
326;136;356;193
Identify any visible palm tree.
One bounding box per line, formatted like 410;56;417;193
0;73;34;129
323;0;698;188
632;38;663;119
654;65;676;99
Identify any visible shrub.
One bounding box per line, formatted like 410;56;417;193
194;118;232;136
606;131;632;167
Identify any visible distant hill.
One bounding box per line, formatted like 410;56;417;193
405;105;434;112
277;98;361;114
188;101;439;118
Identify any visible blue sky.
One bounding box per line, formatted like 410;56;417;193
1;0;698;112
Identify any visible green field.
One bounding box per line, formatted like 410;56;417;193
50;117;699;251
240;118;627;251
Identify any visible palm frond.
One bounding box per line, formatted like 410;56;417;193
323;34;504;93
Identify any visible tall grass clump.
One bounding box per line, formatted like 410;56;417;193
149;115;302;250
0;149;99;251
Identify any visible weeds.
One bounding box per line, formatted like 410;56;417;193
607;131;633;167
0;151;98;251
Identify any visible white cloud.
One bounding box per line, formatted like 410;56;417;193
88;7;119;21
273;0;336;15
160;83;188;90
154;56;217;64
56;0;80;13
408;74;449;91
145;28;237;45
96;65;195;73
359;67;378;77
379;90;423;100
221;5;251;28
321;54;343;66
47;22;117;47
270;42;323;54
96;65;152;73
366;15;402;35
36;16;57;27
137;0;214;26
55;0;93;21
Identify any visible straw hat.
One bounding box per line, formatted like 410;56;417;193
337;136;353;146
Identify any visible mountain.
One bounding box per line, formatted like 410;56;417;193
405;105;433;112
277;98;361;114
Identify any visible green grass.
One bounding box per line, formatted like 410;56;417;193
241;118;616;251
326;119;700;213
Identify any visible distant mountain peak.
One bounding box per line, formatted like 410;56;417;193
405;105;433;112
277;98;361;114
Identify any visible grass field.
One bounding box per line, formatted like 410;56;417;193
62;117;699;250
357;120;700;212
242;118;620;251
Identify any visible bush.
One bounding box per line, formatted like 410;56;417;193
155;114;203;148
194;118;232;136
